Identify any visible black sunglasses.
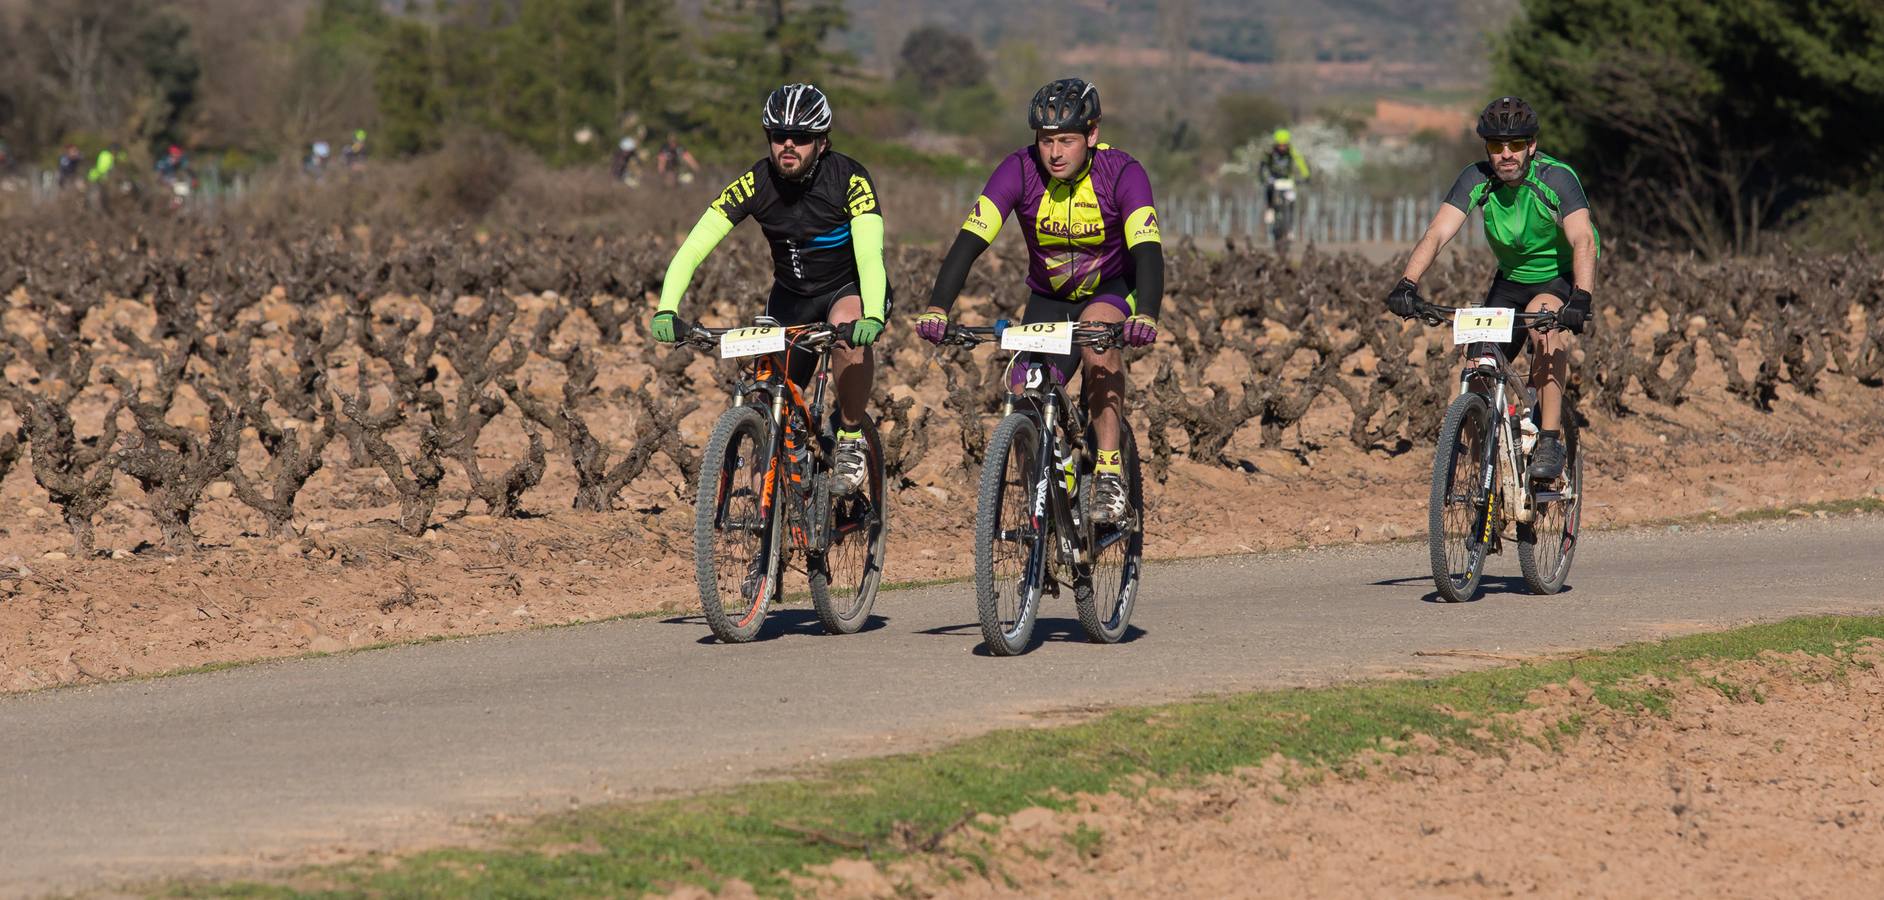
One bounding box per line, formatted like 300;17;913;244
768;131;820;146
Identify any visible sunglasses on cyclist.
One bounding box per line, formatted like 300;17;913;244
1484;138;1533;155
768;131;820;146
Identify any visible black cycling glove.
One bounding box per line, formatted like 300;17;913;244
1385;277;1420;318
1559;289;1592;333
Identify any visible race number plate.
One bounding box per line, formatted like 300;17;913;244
1000;321;1075;354
1452;307;1514;345
720;326;786;359
1273;178;1295;192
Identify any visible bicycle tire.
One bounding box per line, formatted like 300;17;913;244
1075;422;1143;643
694;406;778;643
975;412;1046;656
809;417;888;634
1428;392;1494;602
1518;408;1582;594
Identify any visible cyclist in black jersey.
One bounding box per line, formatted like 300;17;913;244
651;83;890;495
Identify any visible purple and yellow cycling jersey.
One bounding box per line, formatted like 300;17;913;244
960;145;1162;302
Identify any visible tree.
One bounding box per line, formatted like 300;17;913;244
687;0;850;158
896;25;987;93
4;0;204;155
376;19;444;155
1496;0;1884;257
482;0;680;164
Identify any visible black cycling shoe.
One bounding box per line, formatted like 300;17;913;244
1528;432;1565;482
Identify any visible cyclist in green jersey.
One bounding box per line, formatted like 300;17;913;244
1386;96;1599;481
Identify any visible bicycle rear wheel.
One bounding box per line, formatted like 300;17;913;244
1428;392;1495;602
809;417;887;634
1076;422;1142;643
1519;409;1582;594
975;413;1046;656
694;406;779;643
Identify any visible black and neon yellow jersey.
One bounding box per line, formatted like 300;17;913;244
710;152;881;298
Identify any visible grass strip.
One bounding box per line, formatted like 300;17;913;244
166;614;1884;899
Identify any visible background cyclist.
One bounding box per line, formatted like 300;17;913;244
651;83;889;495
918;77;1164;525
1386;95;1599;481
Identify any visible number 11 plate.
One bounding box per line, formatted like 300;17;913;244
1000;321;1074;354
1452;307;1514;345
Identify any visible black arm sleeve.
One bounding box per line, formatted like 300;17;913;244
1130;242;1164;319
927;231;990;313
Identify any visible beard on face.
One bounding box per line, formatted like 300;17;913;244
772;140;822;177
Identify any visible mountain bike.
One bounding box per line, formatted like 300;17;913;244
1410;298;1583;602
1266;177;1299;253
680;317;887;642
938;320;1145;655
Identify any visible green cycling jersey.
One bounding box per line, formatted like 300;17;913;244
1442;152;1600;284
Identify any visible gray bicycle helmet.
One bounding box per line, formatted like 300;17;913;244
761;83;833;133
1476;96;1540;140
1027;78;1101;131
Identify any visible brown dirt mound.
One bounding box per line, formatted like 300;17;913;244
792;641;1884;898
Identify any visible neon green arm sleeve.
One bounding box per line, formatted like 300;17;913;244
657;208;736;314
851;213;887;320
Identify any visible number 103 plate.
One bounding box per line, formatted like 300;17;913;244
1000;321;1074;354
721;326;786;358
1452;307;1514;345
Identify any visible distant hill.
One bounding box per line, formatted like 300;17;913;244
841;0;1518;98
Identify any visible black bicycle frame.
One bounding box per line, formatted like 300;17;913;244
1008;365;1091;578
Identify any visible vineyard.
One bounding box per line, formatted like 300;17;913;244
2;223;1883;688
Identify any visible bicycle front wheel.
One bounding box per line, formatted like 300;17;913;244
1519;407;1582;594
975;413;1046;656
1428;392;1494;602
809;417;888;634
1076;422;1143;643
695;406;779;643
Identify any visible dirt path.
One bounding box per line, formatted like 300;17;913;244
3;515;1883;897
833;644;1884;899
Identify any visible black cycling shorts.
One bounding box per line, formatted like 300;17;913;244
763;280;895;386
1480;273;1571;361
1010;276;1134;390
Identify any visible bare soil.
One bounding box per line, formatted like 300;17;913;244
784;643;1884;899
3;290;1883;693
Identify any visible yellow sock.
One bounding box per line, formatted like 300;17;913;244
1095;449;1122;475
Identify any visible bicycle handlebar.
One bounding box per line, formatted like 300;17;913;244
675;319;843;352
1409;299;1563;332
939;320;1130;352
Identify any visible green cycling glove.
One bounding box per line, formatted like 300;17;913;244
651;311;678;343
849;317;884;347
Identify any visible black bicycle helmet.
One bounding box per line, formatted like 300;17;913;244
761;83;833;133
1476;96;1540;140
1027;78;1101;131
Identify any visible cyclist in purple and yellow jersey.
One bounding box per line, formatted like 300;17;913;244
919;77;1164;524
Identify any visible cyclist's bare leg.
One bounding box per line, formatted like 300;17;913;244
826;294;871;429
1079;300;1127;453
1526;293;1567;432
